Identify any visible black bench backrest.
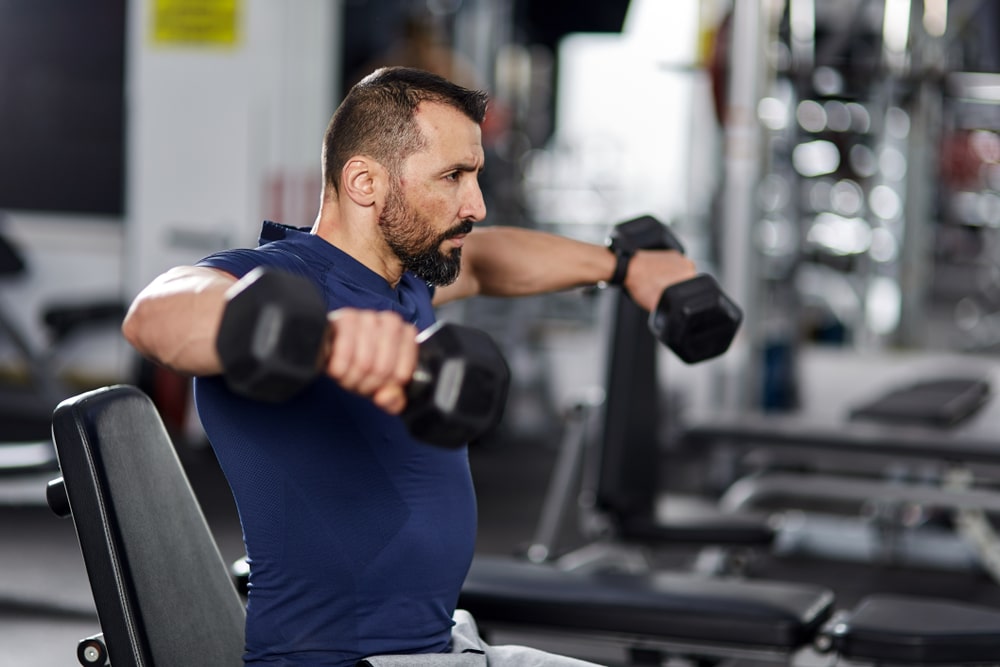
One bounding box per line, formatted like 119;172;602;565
51;384;245;667
596;292;661;523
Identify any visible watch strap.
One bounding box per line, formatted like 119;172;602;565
607;246;633;287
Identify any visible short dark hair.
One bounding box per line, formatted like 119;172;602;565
322;66;489;192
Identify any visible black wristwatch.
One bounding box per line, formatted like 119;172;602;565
605;242;634;288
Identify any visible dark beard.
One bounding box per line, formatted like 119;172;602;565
397;242;464;286
379;187;472;286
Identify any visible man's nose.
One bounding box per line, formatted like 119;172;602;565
462;182;487;223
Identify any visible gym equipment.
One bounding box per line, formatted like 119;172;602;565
848;376;991;427
536;216;771;572
460;555;834;663
47;385;246;666
608;215;742;364
680;349;1000;579
46;384;1000;666
216;267;510;447
815;594;1000;664
466;571;1000;665
0;222;125;478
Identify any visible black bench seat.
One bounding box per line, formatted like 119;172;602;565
461;555;835;658
818;594;1000;664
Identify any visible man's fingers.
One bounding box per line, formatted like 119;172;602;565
373;384;407;415
326;309;419;409
627;250;697;313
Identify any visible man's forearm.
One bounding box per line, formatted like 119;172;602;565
460;226;617;297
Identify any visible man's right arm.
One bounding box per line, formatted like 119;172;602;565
122;265;419;414
121;265;238;377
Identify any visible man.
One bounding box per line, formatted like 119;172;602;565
123;67;696;666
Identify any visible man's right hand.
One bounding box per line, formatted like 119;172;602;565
324;309;419;415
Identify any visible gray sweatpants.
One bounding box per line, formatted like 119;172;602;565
359;609;605;666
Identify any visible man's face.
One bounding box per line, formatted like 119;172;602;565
378;180;470;286
378;101;486;286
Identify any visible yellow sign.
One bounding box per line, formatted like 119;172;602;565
152;0;240;46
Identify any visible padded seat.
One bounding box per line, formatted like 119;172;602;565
461;555;834;655
818;594;1000;664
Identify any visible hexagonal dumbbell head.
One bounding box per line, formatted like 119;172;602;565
650;274;743;364
403;322;511;447
217;267;329;402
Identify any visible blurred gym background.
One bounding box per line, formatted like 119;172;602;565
6;0;1000;664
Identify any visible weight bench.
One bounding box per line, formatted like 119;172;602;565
461;556;832;663
47;384;246;666
46;385;1000;665
460;558;1000;665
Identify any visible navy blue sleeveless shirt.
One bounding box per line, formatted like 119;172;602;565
194;221;477;666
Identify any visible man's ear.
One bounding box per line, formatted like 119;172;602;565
341;157;385;207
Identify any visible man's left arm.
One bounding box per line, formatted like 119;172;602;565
433;226;696;312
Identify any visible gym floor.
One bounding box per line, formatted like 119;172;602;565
7;414;1000;666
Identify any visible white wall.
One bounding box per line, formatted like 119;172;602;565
124;0;342;295
1;0;341;383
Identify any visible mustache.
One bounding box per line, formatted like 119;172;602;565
443;219;474;240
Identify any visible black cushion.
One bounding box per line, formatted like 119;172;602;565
461;555;834;650
51;385;246;667
850;377;991;427
823;594;1000;664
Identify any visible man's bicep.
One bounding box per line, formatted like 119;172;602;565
123;265;240;375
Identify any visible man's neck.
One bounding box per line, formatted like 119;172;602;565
313;207;404;287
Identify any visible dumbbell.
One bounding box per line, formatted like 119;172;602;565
609;215;743;363
215;267;510;447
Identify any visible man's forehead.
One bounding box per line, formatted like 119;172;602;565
412;102;483;160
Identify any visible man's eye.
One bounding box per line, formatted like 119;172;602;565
445;172;460;182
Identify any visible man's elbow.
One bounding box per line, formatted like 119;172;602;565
121;297;156;360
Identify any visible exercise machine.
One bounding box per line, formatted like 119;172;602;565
524;239;774;573
0;220;124;478
683;349;1000;578
529;217;1000;582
